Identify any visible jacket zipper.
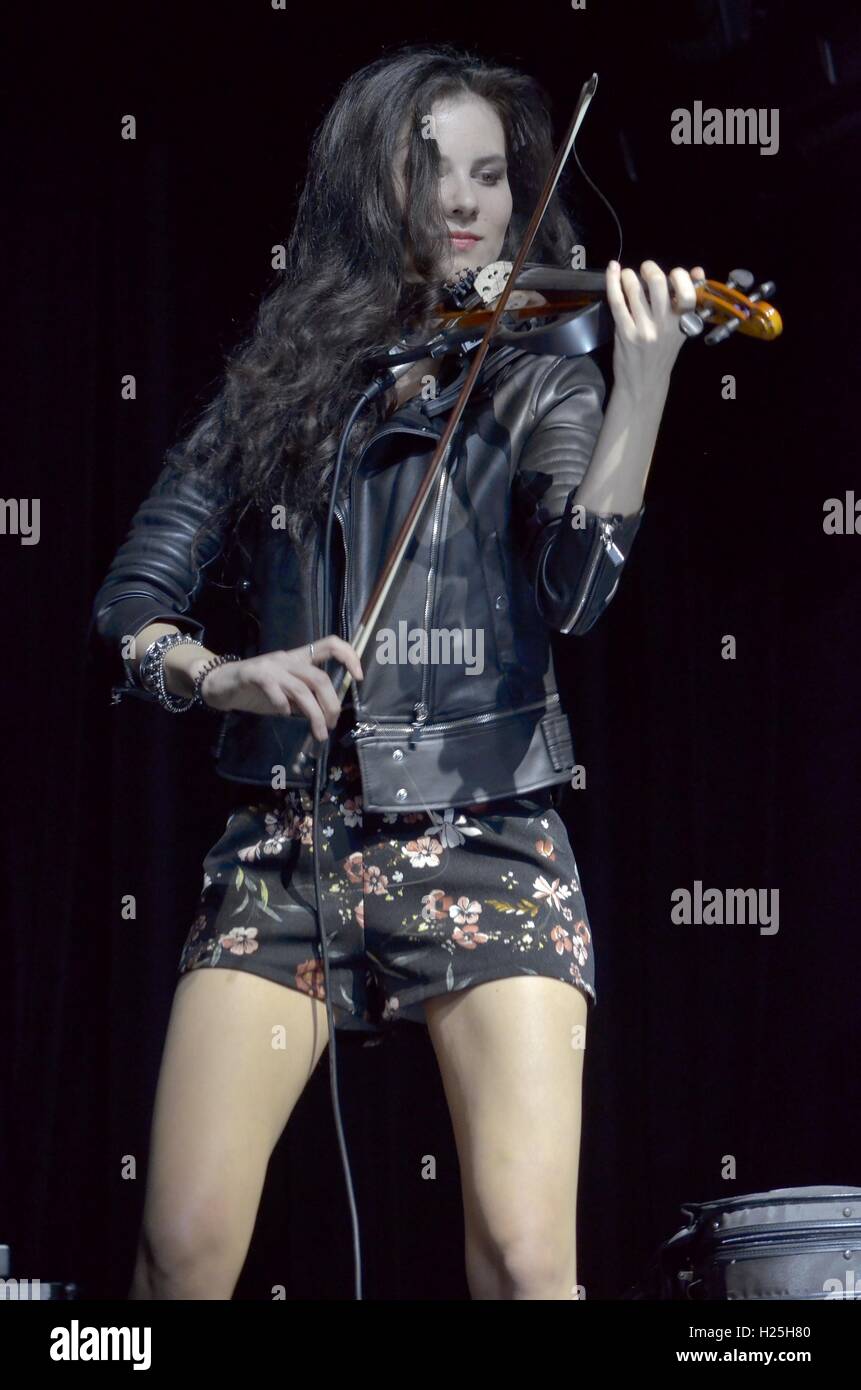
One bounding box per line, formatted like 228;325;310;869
333;502;349;640
412;431;459;740
343;690;561;747
558;515;625;635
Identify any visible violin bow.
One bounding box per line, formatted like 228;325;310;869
296;74;602;772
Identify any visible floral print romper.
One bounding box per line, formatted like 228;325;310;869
178;717;596;1036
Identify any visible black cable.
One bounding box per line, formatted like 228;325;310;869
570;141;624;265
309;369;399;1302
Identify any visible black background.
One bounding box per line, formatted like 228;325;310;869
3;0;860;1300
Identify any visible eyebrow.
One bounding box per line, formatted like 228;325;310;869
437;153;508;168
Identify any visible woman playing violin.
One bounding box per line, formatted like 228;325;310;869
93;43;703;1300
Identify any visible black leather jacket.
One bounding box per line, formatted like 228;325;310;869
90;343;645;811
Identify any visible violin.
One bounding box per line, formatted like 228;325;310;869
374;260;782;374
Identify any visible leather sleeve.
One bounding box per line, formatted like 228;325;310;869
513;352;645;635
89;460;230;705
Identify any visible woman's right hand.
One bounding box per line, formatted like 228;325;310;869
197;636;363;742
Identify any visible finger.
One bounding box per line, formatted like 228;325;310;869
295;663;341;727
640;259;669;319
691;265;706;282
280;675;329;742
314;634;364;681
668;267;698;314
620;266;653;332
605;261;636;337
260;678;292;716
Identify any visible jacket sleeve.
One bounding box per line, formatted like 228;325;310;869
88;460;231;706
513;352;645;636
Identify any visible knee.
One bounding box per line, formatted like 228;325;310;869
477;1229;577;1301
139;1200;242;1299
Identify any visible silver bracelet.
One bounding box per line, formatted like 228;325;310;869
192;652;241;709
139;632;203;713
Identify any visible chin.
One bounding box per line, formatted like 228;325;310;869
441;248;480;283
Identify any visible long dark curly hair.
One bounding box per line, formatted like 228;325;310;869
169;42;583;561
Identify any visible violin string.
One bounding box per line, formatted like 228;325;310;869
569;143;624;266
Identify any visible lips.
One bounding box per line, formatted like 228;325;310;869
449;232;481;243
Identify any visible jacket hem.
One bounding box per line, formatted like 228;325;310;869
212;700;577;813
352;702;576;813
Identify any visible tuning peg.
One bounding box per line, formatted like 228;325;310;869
727;268;755;291
753;280;776;301
679;311;705;338
704;319;741;346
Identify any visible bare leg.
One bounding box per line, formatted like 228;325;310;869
424;976;588;1300
129;968;337;1299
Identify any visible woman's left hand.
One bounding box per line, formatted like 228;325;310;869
606;260;705;400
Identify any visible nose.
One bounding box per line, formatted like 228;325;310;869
441;170;478;221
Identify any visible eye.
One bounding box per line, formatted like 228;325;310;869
478;172;503;185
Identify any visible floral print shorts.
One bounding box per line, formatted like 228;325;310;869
178;749;596;1036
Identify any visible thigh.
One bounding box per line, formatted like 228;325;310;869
424;976;588;1249
141;968;331;1256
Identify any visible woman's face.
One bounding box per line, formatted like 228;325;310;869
395;92;513;282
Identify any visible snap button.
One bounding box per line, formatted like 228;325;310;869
238;578;252;593
392;749;404;761
396;788;408;801
495;593;507;610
